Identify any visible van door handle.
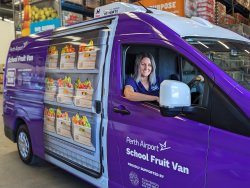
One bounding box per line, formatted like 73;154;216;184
113;106;130;115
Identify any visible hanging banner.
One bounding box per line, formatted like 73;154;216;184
136;0;185;16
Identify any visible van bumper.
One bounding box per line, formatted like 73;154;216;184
4;125;16;142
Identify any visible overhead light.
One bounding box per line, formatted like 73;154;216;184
14;0;23;5
198;41;209;48
245;50;250;54
218;41;229;49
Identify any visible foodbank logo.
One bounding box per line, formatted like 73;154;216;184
129;171;139;186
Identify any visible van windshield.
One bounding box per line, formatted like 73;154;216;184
186;37;250;91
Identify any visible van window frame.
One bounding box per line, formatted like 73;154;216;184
121;43;212;125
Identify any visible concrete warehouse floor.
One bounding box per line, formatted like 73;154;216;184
0;95;95;188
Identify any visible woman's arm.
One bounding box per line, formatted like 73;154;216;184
124;85;159;102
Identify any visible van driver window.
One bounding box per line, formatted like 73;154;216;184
123;52;160;103
122;45;207;107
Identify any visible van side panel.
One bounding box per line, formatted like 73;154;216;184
107;14;211;187
3;31;52;158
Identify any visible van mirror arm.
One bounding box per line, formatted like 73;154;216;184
160;106;183;117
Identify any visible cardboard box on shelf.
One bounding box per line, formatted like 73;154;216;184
58;87;74;96
46;54;58;69
60;52;75;69
73;96;92;108
86;0;101;9
56;118;72;138
215;1;226;24
106;0;129;4
234;13;248;24
75;88;93;100
196;0;215;22
220;14;236;25
226;23;250;38
236;0;250;10
77;50;97;69
185;0;197;17
44;116;56;133
62;11;84;26
64;0;84;6
57;94;73;105
73;123;92;146
216;2;226;15
44;92;56;101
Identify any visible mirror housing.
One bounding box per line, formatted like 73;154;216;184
160;80;191;117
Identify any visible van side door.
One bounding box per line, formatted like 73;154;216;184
205;85;250;187
107;39;211;187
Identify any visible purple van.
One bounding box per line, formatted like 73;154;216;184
3;3;250;188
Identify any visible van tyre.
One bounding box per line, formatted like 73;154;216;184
17;124;37;165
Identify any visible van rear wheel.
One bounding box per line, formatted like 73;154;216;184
17;124;37;165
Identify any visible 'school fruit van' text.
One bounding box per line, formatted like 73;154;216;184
3;3;250;188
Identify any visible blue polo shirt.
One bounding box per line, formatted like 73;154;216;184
125;77;160;96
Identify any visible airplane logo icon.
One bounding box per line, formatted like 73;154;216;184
159;141;171;151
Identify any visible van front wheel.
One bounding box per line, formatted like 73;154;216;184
17;124;36;165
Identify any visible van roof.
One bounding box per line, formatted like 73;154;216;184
150;13;250;43
95;2;250;43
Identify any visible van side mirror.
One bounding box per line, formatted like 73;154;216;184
159;80;191;117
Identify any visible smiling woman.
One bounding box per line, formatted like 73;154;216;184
123;52;161;102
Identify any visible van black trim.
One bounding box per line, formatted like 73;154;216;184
4;125;16;142
211;85;250;137
45;150;100;178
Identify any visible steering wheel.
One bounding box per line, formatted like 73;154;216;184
187;75;205;105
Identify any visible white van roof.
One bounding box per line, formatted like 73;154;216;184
95;2;250;43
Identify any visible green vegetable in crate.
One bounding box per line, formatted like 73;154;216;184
57;76;72;88
44;107;55;117
61;44;75;54
45;77;54;86
75;78;92;89
72;113;91;127
56;108;69;120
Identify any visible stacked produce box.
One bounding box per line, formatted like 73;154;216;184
234;13;249;24
62;11;84;26
44;39;97;147
185;0;197;17
86;0;101;8
196;0;215;22
236;0;250;10
64;0;84;6
215;1;227;25
44;107;56;132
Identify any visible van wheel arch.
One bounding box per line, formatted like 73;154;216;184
14;118;27;142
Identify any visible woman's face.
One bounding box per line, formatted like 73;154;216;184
139;57;152;78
